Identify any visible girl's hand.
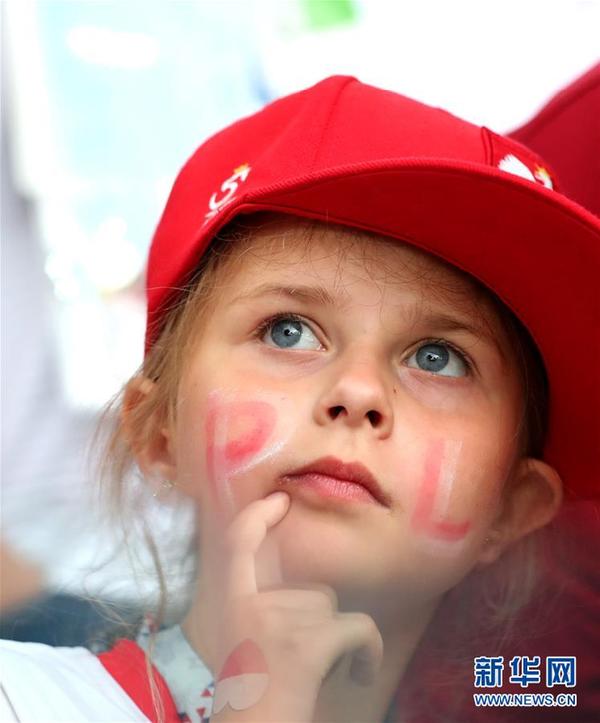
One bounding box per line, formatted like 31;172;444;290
210;491;384;723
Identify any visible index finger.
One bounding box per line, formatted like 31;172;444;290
223;491;290;599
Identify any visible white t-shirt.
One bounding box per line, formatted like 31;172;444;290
0;639;149;722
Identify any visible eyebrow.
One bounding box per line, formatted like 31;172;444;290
231;283;505;359
230;283;343;307
411;313;506;360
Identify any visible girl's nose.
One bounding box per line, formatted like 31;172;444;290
313;353;394;438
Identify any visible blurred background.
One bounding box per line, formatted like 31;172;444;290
1;0;599;646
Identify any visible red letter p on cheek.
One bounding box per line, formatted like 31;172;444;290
206;399;277;513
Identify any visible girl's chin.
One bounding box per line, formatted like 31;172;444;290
271;518;386;590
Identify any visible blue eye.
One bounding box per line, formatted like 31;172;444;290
406;342;467;377
261;315;321;350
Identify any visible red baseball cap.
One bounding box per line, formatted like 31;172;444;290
145;75;600;499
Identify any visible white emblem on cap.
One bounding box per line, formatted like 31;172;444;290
205;163;252;222
498;154;554;190
498;154;536;182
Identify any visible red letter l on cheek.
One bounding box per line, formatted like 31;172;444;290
411;439;471;543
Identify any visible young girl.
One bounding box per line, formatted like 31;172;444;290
1;75;598;723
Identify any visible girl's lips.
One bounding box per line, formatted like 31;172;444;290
280;472;382;505
280;456;390;507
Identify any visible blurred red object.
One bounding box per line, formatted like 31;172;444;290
510;63;600;216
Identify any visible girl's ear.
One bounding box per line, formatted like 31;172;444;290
478;458;563;565
121;375;178;484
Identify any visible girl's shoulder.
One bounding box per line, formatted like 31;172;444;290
0;638;150;721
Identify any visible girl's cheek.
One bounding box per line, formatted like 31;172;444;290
397;367;476;412
204;390;292;519
395;372;504;555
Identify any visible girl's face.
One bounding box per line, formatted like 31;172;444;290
168;220;528;611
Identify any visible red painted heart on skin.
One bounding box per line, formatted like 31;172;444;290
212;638;270;714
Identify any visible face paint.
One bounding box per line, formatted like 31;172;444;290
209;400;277;471
205;390;289;517
213;638;270;714
411;438;471;543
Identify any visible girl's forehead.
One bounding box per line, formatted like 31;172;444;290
222;216;490;314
